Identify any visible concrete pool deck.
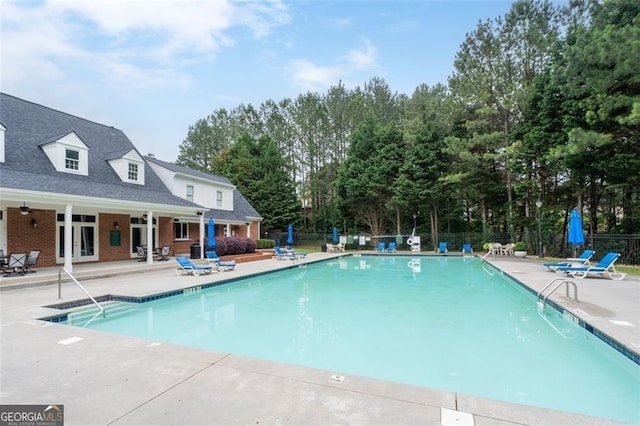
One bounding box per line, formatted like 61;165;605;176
1;252;638;425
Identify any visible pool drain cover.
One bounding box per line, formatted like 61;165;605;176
329;374;344;383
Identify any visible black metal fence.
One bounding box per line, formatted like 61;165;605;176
266;230;640;266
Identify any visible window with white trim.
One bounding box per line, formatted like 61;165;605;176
186;185;194;202
174;222;189;240
216;190;223;208
65;148;79;171
128;162;138;181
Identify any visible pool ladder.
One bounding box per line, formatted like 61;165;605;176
537;277;578;310
58;267;104;313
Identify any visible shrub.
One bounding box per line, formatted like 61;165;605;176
212;238;228;256
483;242;496;251
513;242;526;251
256;239;275;249
211;237;260;255
223;237;248;255
244;238;257;253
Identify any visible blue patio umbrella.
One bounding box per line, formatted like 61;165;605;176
287;224;294;245
568;208;585;247
332;226;339;243
207;218;216;249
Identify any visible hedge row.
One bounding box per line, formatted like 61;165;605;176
208;237;257;256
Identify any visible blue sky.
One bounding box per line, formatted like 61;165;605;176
2;1;517;161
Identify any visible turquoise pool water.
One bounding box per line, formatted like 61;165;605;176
64;256;640;422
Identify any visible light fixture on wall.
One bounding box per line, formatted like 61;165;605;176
196;211;203;216
113;221;120;230
245;222;250;226
142;214;148;221
173;218;180;222
31;218;38;228
20;203;30;216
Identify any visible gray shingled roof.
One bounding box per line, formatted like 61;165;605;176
0;93;200;209
203;189;263;222
145;156;233;185
144;156;262;222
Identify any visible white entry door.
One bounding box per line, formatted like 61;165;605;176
57;214;98;263
130;217;156;258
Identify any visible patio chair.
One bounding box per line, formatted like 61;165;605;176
544;249;595;271
386;242;397;253
437;242;448;253
25;250;40;272
205;251;236;271
175;257;214;276
3;253;27;276
136;246;147;262
0;250;8;271
273;246;294;260
376;242;386;252
273;246;306;261
488;243;502;256
462;243;473;254
155;246;171;261
501;243;514;256
557;252;625;280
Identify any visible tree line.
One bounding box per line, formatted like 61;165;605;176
175;0;639;248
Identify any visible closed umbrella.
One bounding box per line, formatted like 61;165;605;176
287;224;294;245
332;226;339;243
207;218;216;250
568;208;585;256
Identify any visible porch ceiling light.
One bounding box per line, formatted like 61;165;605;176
20;203;30;215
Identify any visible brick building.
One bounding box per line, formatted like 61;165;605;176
0;93;262;270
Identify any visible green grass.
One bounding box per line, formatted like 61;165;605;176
616;265;640;276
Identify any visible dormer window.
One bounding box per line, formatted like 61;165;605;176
41;132;89;175
128;162;138;181
107;149;145;185
65;148;79;171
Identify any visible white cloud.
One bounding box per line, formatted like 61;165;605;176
288;60;343;92
1;0;290;91
287;37;380;93
1;2;87;86
343;37;377;69
102;60;192;91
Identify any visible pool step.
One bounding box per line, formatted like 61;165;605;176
65;301;138;327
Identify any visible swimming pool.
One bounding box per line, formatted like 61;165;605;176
56;255;640;423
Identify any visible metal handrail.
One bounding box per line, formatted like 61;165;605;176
58;268;104;313
537;277;578;310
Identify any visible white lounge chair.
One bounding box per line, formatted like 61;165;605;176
273;246;306;261
205;251;236;271
544;249;595;271
557;252;625;280
175;256;214;275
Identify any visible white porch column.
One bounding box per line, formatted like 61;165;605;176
64;204;73;272
146;211;153;264
199;214;205;260
246;222;251;238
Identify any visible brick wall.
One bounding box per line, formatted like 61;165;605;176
98;213;131;262
6;208;57;267
4;210;260;267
